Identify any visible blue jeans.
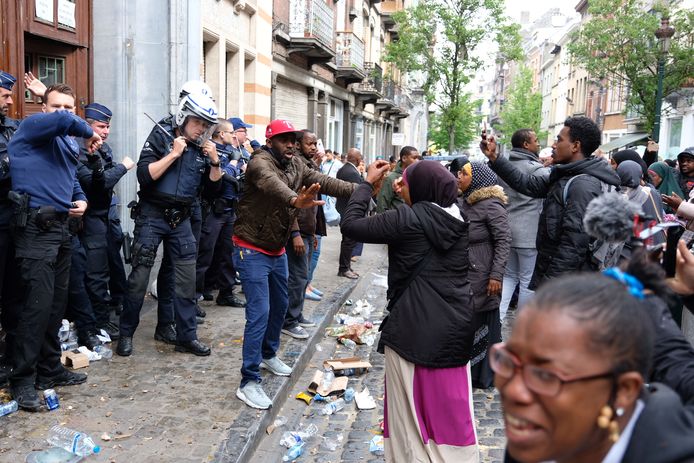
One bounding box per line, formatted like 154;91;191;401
285;236;312;329
308;235;321;283
232;245;288;386
500;247;538;320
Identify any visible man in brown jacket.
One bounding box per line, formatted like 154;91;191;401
232;120;355;409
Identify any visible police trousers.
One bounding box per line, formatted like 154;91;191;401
196;209;236;298
119;210;199;342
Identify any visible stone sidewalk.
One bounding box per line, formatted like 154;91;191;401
0;228;379;463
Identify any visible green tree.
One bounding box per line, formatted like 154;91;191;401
384;0;522;153
497;65;546;145
429;93;482;152
568;0;694;133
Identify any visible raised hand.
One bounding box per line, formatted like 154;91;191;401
291;183;325;209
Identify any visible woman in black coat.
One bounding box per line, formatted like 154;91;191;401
341;160;479;462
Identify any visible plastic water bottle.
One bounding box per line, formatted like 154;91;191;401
279;432;302;448
282;442;304;461
0;400;18;417
46;425;101;456
343;388;355;403
93;344;113;359
58;320;70;342
321;398;346;415
60;341;78;352
339;338;356;350
298;423;318;439
321;368;335;390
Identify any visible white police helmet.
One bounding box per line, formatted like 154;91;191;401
179;80;213;101
175;92;218;128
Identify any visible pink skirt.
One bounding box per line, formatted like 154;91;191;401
383;346;479;462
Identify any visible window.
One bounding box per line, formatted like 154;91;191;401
38;55;65;87
327;98;344;154
667;118;683;159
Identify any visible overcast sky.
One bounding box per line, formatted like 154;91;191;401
503;0;580;23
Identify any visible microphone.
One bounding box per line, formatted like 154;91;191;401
583;192;642;243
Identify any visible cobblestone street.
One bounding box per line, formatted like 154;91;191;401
0;229;509;462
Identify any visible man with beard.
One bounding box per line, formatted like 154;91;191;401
232;120;355;409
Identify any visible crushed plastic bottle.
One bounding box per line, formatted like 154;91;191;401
46;425;101;457
282;442;304;461
299;423;318;439
321;398;346;415
93;344;113;360
343;388;355;403
339;338;356;350
60;341;79;352
273;416;288;428
321;368;335;390
279;432;302;449
0;400;18;417
321;437;339;451
369;435;385;456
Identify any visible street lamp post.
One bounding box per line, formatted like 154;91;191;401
653;16;675;142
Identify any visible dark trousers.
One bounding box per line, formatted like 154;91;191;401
66;235;97;336
82;214;111;326
0;206;22;363
106;202;127;306
284;236;312;329
119;209;199;342
10;215;71;386
196;209;236;298
156;201;202;327
338;234;358;273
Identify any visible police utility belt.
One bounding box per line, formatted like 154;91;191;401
8;191;70;231
130;201;192;229
212;197;237;215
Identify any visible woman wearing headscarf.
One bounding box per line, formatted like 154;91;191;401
457;161;511;389
341;160;479;462
617;160;666;246
610;149;650;182
649;161;685;215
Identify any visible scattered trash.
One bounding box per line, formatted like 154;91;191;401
295;392;313;405
324;357;372;377
0;400;18;417
326;323;378;345
338;338;356;350
309;370;348;397
350;300;374;319
77;346;102;362
321;368;335;391
321;434;343;451
60;341;79;352
95;329;112;344
25;447;83;463
315;344;322;352
343;388;355;403
58;320;71;342
43;389;60;411
320;398;346;415
334;314;365;325
266;416;288;434
60;350;89;369
369;435;385;456
279;424;318;449
355;388;377;410
46;425;101;457
371;273;388;288
100;433;111;442
282;442;304;461
344;299;353;306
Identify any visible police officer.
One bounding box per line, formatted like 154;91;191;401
107;195;127;313
0;70;21;384
228;117;253;163
8;83;101;411
195;118;245;308
116;91;221;357
76;103;134;339
152;80;214;341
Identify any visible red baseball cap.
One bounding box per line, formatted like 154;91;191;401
265;119;301;139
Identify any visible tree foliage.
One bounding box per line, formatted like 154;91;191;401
568;0;694;132
384;0;522;153
429;93;482;153
497;65;546;145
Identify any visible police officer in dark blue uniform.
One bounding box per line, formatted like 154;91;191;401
116;91;222;357
107;195;127;312
75;103;134;340
195;118;245;308
8;83;102;410
0;70;22;384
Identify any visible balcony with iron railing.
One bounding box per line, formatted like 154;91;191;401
287;0;335;63
354;62;383;95
335;32;366;84
377;79;396;110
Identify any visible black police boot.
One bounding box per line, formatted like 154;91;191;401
175;339;211;356
97;321;120;341
78;331;101;351
196;305;206;318
216;293;246;308
116;336;133;356
202;291;214;301
36;369;87;389
10;384;41;412
154;324;178;345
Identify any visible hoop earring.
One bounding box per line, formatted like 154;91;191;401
596;405;622;442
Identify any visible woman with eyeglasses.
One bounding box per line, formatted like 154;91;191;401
493;271;694;463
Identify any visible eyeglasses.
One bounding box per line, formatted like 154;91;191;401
235;129;247;134
490;343;614;397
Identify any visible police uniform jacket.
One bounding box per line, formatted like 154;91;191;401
77;142;128;216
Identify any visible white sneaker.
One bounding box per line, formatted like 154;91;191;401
236;382;272;409
260;356;293;376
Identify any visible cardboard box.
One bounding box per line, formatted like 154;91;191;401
308;370;349;397
323;357;372;376
61;350;89;369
